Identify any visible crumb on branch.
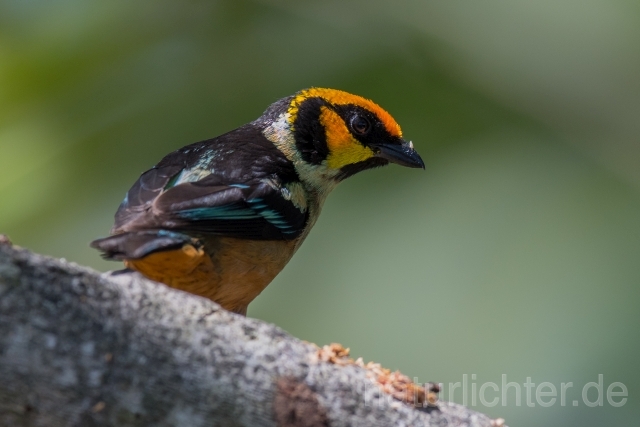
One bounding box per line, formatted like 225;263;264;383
313;343;440;408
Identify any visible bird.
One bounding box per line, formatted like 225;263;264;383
91;88;424;315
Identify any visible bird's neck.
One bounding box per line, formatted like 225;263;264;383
262;113;341;197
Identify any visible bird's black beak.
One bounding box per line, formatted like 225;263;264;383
374;139;425;169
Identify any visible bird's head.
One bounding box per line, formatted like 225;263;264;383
260;88;424;191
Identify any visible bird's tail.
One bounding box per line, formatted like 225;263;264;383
90;230;199;260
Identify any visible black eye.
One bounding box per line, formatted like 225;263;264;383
350;115;370;135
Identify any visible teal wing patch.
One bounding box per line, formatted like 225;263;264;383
152;177;308;240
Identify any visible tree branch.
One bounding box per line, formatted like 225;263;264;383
0;238;504;427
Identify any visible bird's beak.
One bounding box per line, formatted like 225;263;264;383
374;139;425;169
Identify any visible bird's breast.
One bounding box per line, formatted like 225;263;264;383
126;236;299;315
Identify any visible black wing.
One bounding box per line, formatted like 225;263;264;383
111;124;307;240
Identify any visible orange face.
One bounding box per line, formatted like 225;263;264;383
287;88;403;169
288;88;402;137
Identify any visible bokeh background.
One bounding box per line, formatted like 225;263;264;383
1;1;639;425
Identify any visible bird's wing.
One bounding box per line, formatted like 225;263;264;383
160;177;308;239
111;125;307;240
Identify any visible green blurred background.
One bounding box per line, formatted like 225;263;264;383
1;0;638;425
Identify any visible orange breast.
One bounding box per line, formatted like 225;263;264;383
125;237;298;315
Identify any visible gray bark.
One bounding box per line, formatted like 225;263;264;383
0;238;503;427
